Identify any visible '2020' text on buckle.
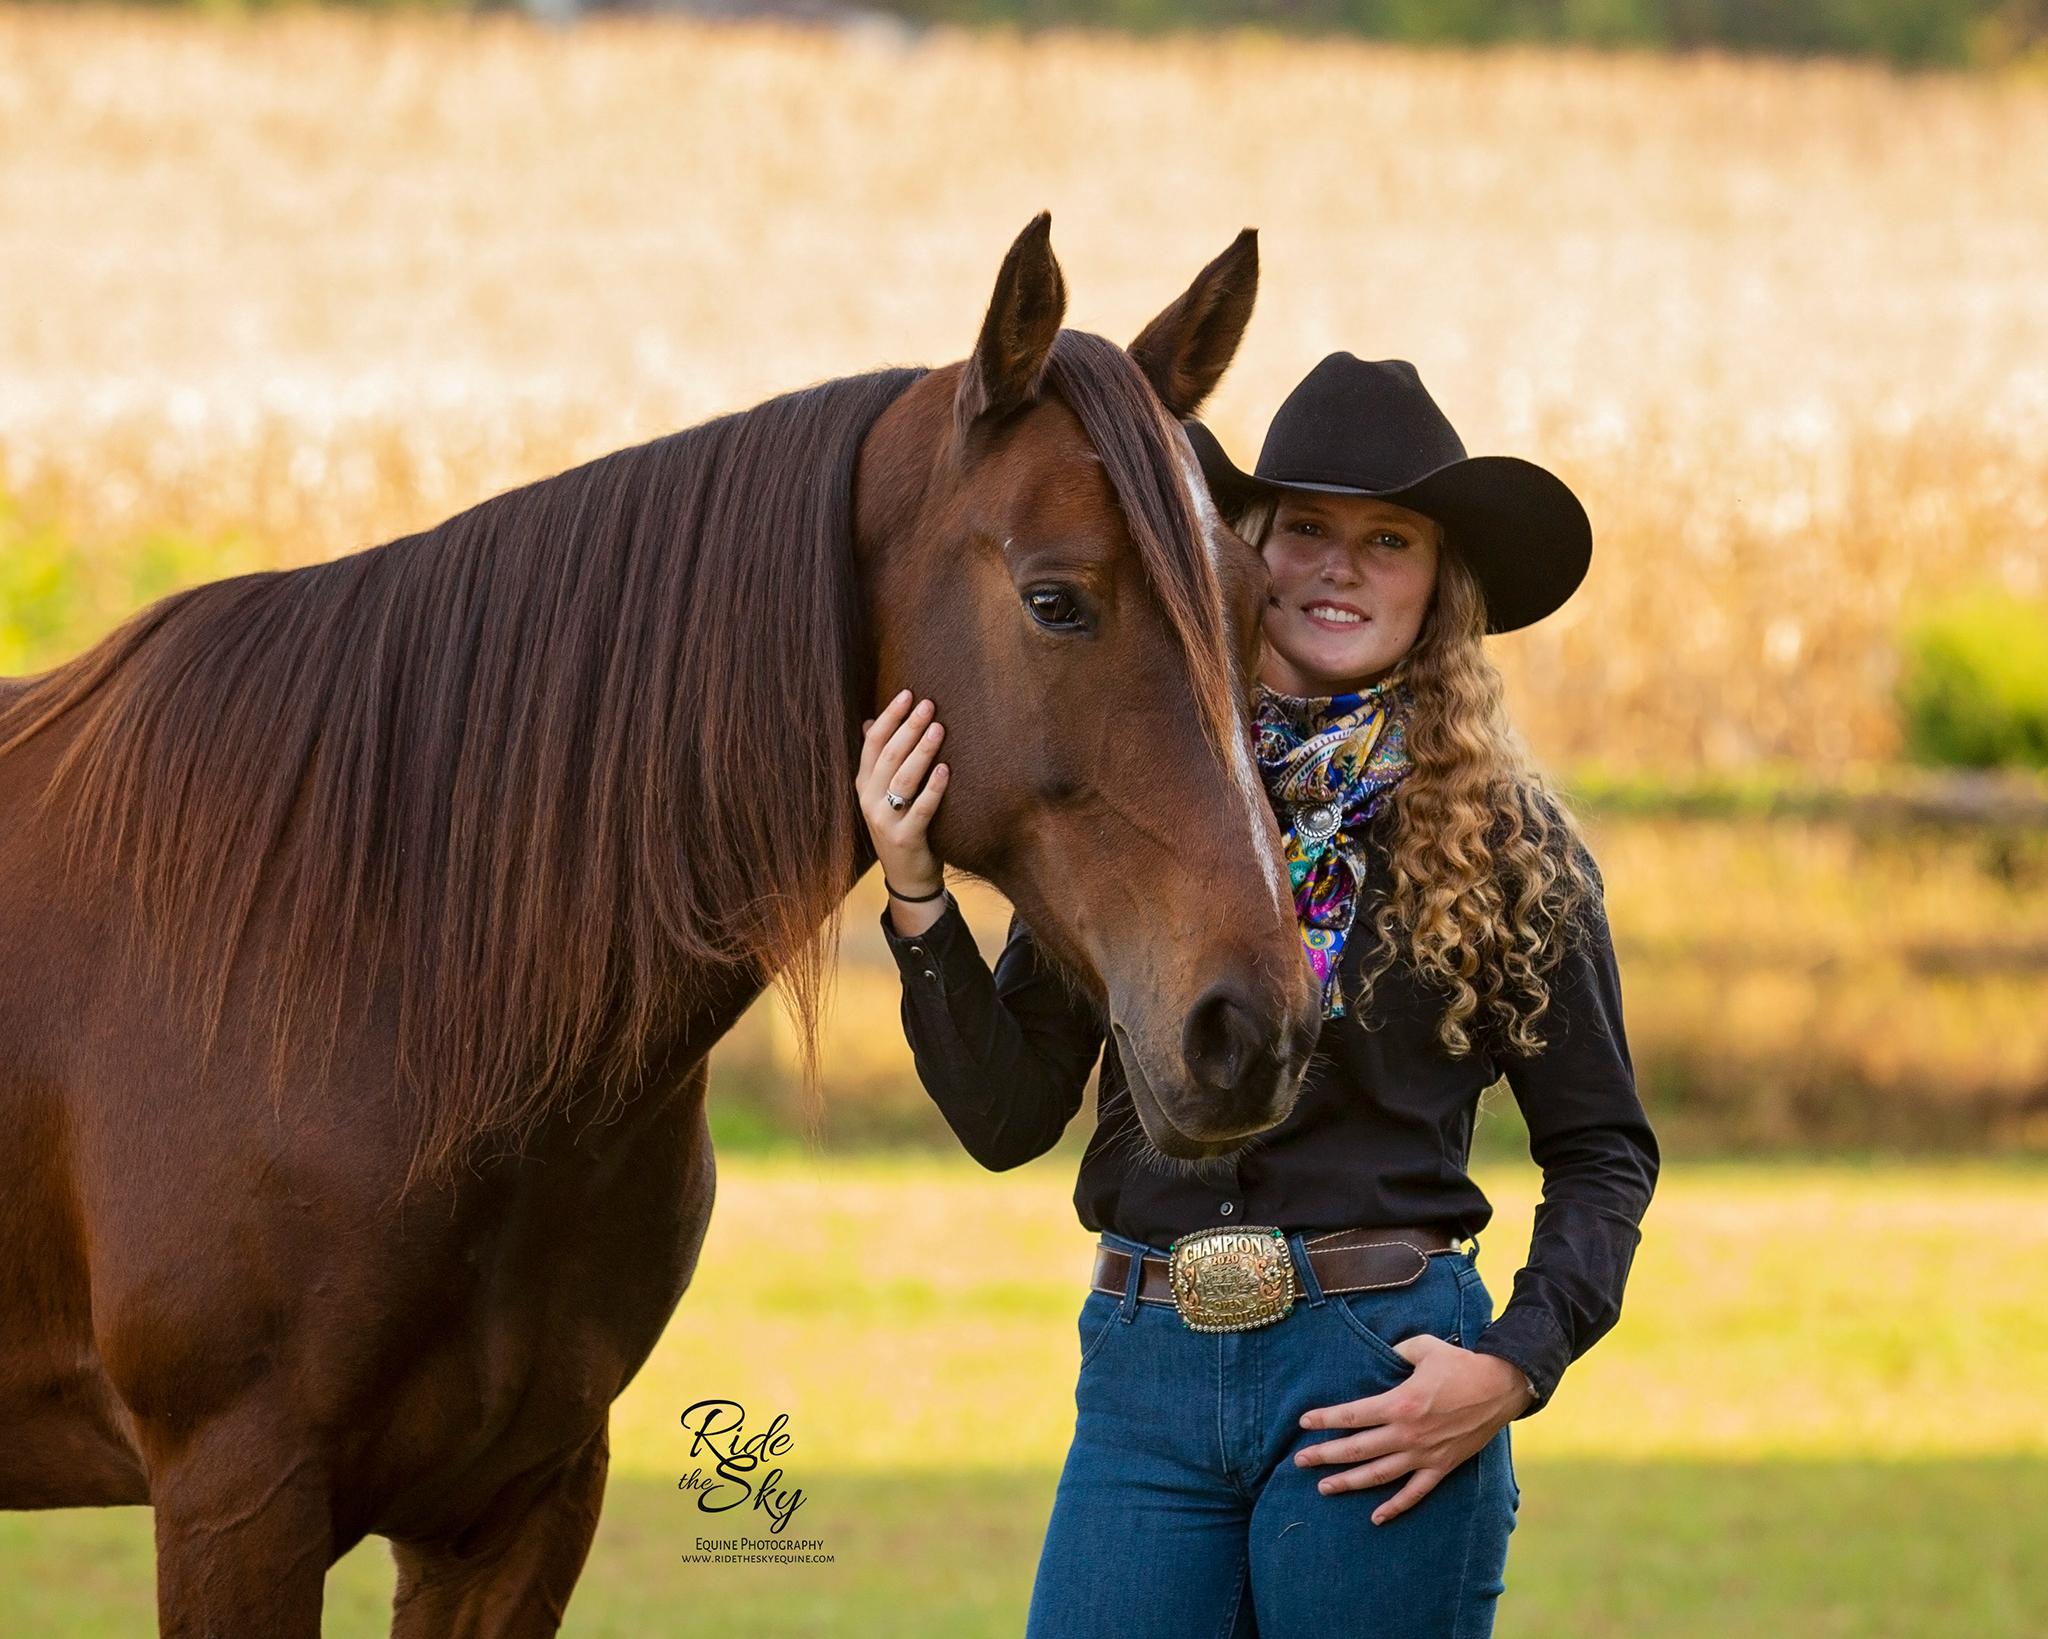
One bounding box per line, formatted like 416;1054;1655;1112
1167;1226;1297;1333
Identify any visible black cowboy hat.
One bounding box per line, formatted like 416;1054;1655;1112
1187;353;1591;634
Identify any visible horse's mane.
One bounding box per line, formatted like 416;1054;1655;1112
0;336;1227;1173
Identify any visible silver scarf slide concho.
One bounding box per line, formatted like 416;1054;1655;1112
1290;800;1343;855
1167;1226;1299;1333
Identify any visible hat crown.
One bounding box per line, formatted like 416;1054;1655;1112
1256;354;1468;494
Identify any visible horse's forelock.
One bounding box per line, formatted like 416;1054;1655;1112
1041;331;1238;760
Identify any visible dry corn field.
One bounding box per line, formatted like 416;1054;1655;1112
6;9;2048;766
4;9;2047;1147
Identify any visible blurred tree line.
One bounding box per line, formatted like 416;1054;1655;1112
877;0;2048;67
77;0;2048;68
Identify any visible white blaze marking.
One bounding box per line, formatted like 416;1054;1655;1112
1172;428;1289;919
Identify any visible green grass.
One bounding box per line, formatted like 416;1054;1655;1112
7;1461;2046;1636
1502;1458;2048;1638
6;1160;2047;1634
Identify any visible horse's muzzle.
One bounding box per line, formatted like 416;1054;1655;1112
1113;1003;1318;1161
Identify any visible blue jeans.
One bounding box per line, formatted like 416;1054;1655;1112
1027;1234;1518;1639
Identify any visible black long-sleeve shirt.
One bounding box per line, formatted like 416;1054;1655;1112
883;839;1659;1408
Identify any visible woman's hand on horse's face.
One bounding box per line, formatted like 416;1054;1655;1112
1292;1333;1531;1524
858;691;950;933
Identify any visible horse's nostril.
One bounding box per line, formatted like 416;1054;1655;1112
1183;987;1262;1095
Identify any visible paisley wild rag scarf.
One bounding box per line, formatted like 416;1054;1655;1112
1254;680;1413;1018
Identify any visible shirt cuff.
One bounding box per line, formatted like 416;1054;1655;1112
1473;1304;1571;1415
879;895;977;994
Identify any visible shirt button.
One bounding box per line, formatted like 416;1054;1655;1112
909;946;925;958
923;970;939;982
1218;1201;1235;1217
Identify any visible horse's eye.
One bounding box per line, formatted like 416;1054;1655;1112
1025;587;1087;631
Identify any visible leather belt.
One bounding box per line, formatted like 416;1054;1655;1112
1092;1226;1459;1318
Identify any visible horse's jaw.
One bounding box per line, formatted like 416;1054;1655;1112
1111;1021;1300;1163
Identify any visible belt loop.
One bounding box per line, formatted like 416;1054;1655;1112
1288;1232;1326;1308
1119;1243;1145;1324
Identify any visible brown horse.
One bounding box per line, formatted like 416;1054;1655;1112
0;217;1317;1636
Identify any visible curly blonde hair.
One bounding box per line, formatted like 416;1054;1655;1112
1241;501;1592;1057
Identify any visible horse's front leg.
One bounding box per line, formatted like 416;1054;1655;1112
148;1392;336;1639
387;1422;609;1639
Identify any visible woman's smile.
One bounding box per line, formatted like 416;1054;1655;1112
1300;598;1368;630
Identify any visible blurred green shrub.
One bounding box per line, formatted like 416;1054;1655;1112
0;497;259;678
0;510;83;677
1898;592;2048;770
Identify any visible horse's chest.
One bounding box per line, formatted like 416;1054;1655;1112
370;1092;716;1523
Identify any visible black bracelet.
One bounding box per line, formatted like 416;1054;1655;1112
884;877;947;905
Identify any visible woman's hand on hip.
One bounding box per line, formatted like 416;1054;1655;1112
1293;1334;1532;1525
858;690;950;937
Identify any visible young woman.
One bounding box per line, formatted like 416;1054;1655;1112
857;353;1657;1639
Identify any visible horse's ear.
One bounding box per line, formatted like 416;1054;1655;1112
956;212;1068;438
1129;228;1259;419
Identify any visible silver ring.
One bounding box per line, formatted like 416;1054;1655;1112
883;790;909;812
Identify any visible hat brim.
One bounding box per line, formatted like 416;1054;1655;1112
1184;421;1590;635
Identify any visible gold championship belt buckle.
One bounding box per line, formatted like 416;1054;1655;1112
1166;1226;1298;1334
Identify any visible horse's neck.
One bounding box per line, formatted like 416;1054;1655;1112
663;847;871;1073
681;960;776;1058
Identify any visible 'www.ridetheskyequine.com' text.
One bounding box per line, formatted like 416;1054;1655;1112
684;1536;833;1564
